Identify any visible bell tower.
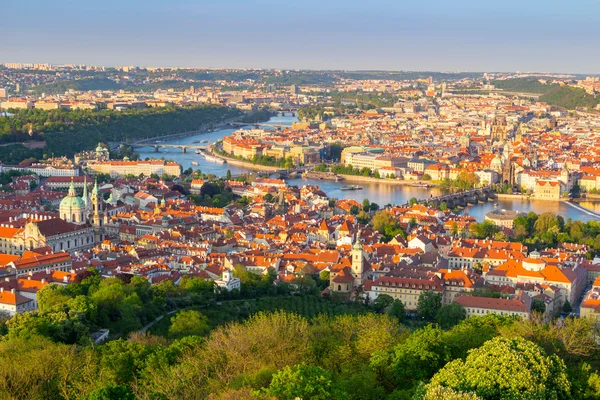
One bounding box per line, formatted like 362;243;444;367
352;231;365;286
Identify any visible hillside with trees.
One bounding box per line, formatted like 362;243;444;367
1;264;600;399
491;78;557;94
0;105;240;164
540;86;600;110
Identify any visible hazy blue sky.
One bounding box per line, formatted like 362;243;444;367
2;0;598;73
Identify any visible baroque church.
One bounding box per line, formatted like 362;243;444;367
10;178;107;255
330;231;371;295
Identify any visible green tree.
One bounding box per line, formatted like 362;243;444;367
562;300;573;314
531;298;547;314
388;299;406;323
436;303;467;329
350;205;360;215
265;363;345;400
362;198;371;212
372;211;405;242
169;310;210;338
372;325;450;389
409;197;418;206
372;294;394;313
226;169;232;180
357;210;371;224
418;291;442;321
470;220;500;239
83;384;135;400
427;337;571;399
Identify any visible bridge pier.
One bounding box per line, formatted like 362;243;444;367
154;145;159;152
181;147;186;153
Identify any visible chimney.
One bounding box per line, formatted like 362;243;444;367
10;288;15;294
41;278;46;284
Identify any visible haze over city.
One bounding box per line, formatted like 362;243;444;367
3;0;599;73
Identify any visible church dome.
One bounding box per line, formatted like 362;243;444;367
60;195;86;209
490;155;503;170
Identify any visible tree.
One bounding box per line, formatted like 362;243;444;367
531;298;547;314
372;211;405;242
349;205;360;215
265;363;345;400
409;197;418;206
83;384;135;400
372;325;450;389
388;299;406;323
436;303;466;329
439;202;448;211
563;300;573;314
427;337;571;399
470;220;500;239
372;294;394;313
357;210;370;224
226;169;232;180
417;291;442;321
362;198;371;212
168;310;210;338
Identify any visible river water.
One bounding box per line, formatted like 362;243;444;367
136;113;600;222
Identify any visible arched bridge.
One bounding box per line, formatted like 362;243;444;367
229;122;289;129
131;144;209;153
413;186;497;209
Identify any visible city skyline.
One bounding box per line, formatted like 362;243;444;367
3;0;599;74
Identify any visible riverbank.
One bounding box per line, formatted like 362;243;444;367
133;109;275;146
133;117;241;146
210;152;280;172
495;193;530;200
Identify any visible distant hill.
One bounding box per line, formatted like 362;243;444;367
32;78;123;94
491;78;557;94
539;86;600;110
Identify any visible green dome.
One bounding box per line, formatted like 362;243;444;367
60;195;86;209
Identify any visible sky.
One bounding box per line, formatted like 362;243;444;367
2;0;599;73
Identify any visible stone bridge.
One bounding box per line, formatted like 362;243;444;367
418;186;497;209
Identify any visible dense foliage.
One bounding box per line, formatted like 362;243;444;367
540;86;600;110
491;78;558;94
1;270;600;400
0;105;240;163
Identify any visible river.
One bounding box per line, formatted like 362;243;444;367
136;113;600;222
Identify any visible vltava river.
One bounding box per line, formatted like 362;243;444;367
136;114;600;222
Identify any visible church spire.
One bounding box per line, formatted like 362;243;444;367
68;177;76;197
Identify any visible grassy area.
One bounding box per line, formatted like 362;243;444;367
150;295;369;338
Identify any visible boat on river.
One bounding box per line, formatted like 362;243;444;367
195;149;205;155
191;161;199;166
340;185;363;191
205;154;225;164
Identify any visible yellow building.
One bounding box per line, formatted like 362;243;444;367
534;179;563;200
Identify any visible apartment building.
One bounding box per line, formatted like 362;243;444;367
86;160;181;177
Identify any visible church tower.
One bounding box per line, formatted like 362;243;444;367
352;231;365;287
91;179;105;241
560;163;571;191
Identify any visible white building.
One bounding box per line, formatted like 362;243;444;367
215;268;241;292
